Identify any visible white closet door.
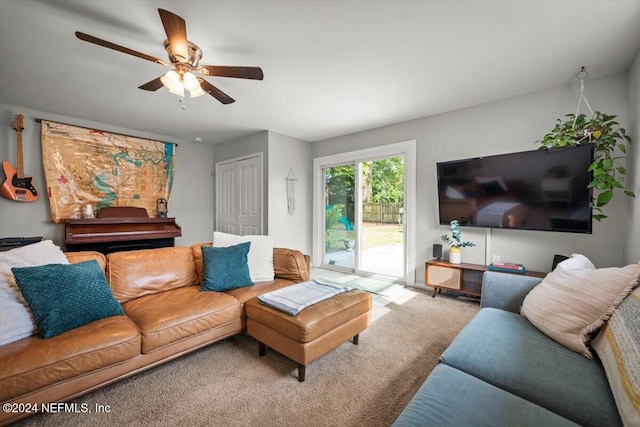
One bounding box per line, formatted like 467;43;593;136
216;154;262;235
236;156;262;235
216;161;238;234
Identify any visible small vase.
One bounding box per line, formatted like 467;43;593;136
449;247;461;264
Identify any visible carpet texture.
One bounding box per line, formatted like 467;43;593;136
17;289;479;427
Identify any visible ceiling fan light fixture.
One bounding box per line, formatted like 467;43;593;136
76;9;261;105
161;70;181;89
161;70;185;96
188;86;206;98
168;84;185;97
183;71;200;92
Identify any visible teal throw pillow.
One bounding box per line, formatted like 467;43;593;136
201;242;254;292
11;260;124;339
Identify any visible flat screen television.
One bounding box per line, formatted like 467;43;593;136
437;144;594;233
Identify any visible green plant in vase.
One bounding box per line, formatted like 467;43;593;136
441;220;475;264
538;111;634;220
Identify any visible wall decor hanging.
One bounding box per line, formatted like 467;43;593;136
285;169;297;215
40;120;175;223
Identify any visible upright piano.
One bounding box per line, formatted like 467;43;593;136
63;207;182;254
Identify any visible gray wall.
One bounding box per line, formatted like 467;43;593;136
312;73;632;282
0;105;215;247
213;130;269;234
626;47;640;264
268;131;312;253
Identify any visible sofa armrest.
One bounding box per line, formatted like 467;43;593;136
480;272;543;313
273;248;310;283
65;251;106;271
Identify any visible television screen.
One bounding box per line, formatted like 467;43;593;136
437;145;594;233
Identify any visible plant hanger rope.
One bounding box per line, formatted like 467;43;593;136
573;67;594;128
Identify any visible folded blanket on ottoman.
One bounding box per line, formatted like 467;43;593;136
258;280;350;316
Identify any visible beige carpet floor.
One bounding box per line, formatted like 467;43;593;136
17;288;479;427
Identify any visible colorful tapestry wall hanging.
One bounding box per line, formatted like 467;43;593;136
41;121;175;223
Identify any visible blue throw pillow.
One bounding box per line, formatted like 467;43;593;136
11;260;124;339
201;242;254;292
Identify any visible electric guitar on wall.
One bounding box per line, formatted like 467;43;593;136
1;114;39;202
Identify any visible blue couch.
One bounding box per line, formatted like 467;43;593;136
393;272;622;427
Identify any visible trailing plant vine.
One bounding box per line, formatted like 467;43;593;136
537;111;634;220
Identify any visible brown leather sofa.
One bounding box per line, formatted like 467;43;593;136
0;243;309;426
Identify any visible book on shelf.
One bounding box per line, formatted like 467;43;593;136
488;262;526;274
491;262;524;270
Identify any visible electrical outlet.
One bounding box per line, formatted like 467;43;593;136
492;255;501;263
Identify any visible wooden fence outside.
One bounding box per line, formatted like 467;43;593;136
362;202;403;223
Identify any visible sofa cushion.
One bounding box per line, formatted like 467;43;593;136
191;242;212;284
439;308;621;427
521;261;639;358
201;243;254;291
591;286;640;427
273;248;310;282
122;285;241;353
11;260;125;339
192;245;310;285
65;250;106;271
0;315;140;402
107;246;197;303
392;364;580;427
213;231;275;282
0;240;69;346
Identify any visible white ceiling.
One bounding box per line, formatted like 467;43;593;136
1;0;639;145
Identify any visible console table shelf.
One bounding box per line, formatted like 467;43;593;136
425;260;546;298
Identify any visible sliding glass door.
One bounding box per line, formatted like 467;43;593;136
360;157;405;278
321;156;405;279
323;164;356;270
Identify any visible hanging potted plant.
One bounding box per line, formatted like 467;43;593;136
537;69;634;220
441;220;475;264
538;111;634;220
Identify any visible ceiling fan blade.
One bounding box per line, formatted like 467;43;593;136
199;79;235;104
158;8;188;62
75;32;165;64
138;77;164;91
200;66;264;80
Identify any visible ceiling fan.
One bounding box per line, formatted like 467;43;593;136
75;8;263;104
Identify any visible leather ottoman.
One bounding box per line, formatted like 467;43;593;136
245;290;373;381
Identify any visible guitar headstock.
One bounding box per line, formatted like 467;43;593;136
12;114;24;132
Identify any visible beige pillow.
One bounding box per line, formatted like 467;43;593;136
521;260;640;358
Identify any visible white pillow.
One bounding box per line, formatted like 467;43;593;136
557;253;596;271
213;232;274;282
0;240;69;346
521;259;640;358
